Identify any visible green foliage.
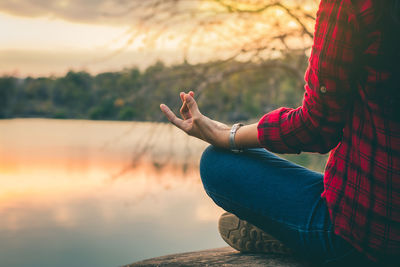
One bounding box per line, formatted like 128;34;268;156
280;153;329;173
118;106;136;121
0;77;17;118
0;56;330;169
0;56;307;123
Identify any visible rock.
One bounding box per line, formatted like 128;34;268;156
124;247;312;267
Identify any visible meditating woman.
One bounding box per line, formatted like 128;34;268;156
160;0;399;265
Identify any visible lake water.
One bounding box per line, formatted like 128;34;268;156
0;119;225;267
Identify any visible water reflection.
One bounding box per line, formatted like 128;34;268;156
0;119;224;267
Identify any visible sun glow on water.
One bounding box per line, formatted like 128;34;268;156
0;119;223;267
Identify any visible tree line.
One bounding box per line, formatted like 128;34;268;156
0;54;329;172
0;55;307;124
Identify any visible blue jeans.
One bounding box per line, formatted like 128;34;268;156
200;146;375;266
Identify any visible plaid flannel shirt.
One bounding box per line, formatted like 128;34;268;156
257;0;400;261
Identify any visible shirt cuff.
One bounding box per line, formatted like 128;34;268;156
257;107;300;154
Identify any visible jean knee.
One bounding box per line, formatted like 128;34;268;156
200;145;225;192
200;145;216;185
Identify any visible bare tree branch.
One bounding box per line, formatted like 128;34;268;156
100;0;317;62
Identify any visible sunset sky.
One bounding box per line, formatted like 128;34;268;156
0;0;190;77
0;0;316;78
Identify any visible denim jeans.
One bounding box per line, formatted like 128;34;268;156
199;146;375;266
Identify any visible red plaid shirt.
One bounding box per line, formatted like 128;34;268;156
257;0;400;261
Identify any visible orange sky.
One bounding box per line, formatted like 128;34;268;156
0;11;186;77
0;0;230;77
0;0;316;78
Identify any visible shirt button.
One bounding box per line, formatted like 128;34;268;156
320;86;327;94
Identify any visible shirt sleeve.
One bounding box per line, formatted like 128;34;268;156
257;0;360;154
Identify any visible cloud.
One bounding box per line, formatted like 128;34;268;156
0;0;136;25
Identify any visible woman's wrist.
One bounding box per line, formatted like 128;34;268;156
214;126;231;149
199;116;230;148
233;123;260;149
229;123;244;152
211;123;260;151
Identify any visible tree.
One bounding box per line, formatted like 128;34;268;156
0;77;17;118
105;0;321;174
105;0;318;97
53;71;93;117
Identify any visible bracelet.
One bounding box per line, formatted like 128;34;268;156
229;123;244;153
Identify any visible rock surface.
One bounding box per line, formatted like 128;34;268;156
124;247;312;267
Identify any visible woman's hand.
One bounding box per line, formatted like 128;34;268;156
160;91;231;148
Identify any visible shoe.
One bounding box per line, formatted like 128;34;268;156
218;212;292;254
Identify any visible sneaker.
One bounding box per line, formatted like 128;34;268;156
218;212;292;254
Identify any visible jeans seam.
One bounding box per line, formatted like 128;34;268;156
205;188;333;234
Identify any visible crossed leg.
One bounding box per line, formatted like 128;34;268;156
199;146;372;266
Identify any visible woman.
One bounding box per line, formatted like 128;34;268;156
160;0;399;265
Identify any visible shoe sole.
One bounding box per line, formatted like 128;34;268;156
218;212;292;254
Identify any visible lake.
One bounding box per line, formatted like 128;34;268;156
0;119;225;267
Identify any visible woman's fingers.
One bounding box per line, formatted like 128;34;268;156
180;104;190;119
160;91;198;133
180;91;194;101
180;93;190;119
180;91;195;119
184;94;201;117
160;104;185;130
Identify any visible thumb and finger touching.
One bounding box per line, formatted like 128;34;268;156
183;93;201;117
178;91;199;120
180;92;190;119
160;91;199;133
